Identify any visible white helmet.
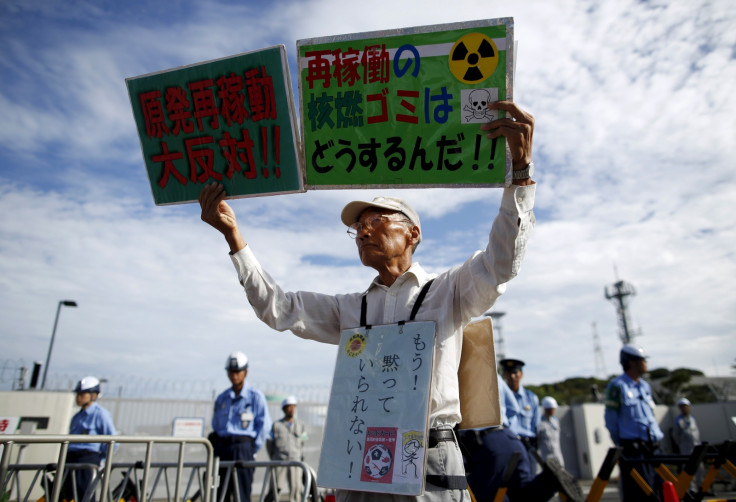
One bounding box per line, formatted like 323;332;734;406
620;344;648;367
677;398;691;407
225;351;248;371
74;376;101;394
541;396;558;409
282;395;298;407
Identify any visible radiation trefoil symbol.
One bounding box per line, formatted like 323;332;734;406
449;33;499;84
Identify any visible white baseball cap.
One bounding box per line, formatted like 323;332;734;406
677;398;691;406
341;196;422;243
282;395;298;407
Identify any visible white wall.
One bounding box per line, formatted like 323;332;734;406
569;403;669;480
0;390;76;499
0;389;75;435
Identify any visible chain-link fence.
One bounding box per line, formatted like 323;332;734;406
0;361;331;403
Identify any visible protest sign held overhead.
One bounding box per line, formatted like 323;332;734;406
298;18;514;189
126;46;303;205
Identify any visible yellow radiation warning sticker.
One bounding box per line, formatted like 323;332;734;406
345;332;367;357
449;33;499;84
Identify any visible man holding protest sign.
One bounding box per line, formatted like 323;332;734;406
199;99;535;502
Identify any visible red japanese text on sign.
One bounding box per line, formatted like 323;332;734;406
138;67;277;141
305;44;390;90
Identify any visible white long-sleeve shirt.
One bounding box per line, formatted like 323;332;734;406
230;184;535;428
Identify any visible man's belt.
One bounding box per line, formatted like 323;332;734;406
428;428;456;448
519;435;537;450
66;449;101;459
620;438;659;456
457;426;501;447
425;428;467;490
226;435;254;444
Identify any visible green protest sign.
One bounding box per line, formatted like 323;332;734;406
126;46;303;205
297;18;514;189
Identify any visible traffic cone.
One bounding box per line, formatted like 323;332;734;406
663;481;679;502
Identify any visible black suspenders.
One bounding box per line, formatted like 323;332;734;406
359;278;435;328
410;278;435;321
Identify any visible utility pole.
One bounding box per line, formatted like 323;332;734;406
42;300;78;389
604;269;641;345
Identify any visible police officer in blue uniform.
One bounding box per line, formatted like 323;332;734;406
459;375;583;502
65;376;117;502
500;358;540;452
498;373;521;430
212;351;271;502
604;345;664;502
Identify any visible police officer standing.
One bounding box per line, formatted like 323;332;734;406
66;376;117;502
500;358;540;452
604;345;664;502
212;351;272;502
460;378;583;502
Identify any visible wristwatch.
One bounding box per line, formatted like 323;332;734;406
512;161;534;180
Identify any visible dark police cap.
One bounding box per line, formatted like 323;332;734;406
500;358;525;372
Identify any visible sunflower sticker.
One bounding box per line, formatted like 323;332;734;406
345;332;367;357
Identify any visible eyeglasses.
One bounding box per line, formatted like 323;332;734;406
347;213;411;239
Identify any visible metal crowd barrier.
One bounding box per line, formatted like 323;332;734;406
616;441;736;501
0;435;215;502
216;460;315;502
0;436;316;502
3;462;104;502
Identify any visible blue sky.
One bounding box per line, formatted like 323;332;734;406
1;0;735;398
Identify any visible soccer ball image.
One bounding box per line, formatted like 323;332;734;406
363;444;393;479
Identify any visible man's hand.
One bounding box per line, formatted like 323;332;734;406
482;101;535;185
199;183;247;253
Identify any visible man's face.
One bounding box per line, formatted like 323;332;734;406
632;358;647;376
76;391;94;408
283;404;296;419
228;369;246;387
504;369;522;392
679;404;690;415
354;208;416;269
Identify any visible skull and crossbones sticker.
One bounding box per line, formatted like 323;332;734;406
461;87;499;123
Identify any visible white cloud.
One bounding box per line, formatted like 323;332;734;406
0;0;734;395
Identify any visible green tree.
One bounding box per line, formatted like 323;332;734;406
521;367;715;406
526;376;610;406
650;367;705;404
